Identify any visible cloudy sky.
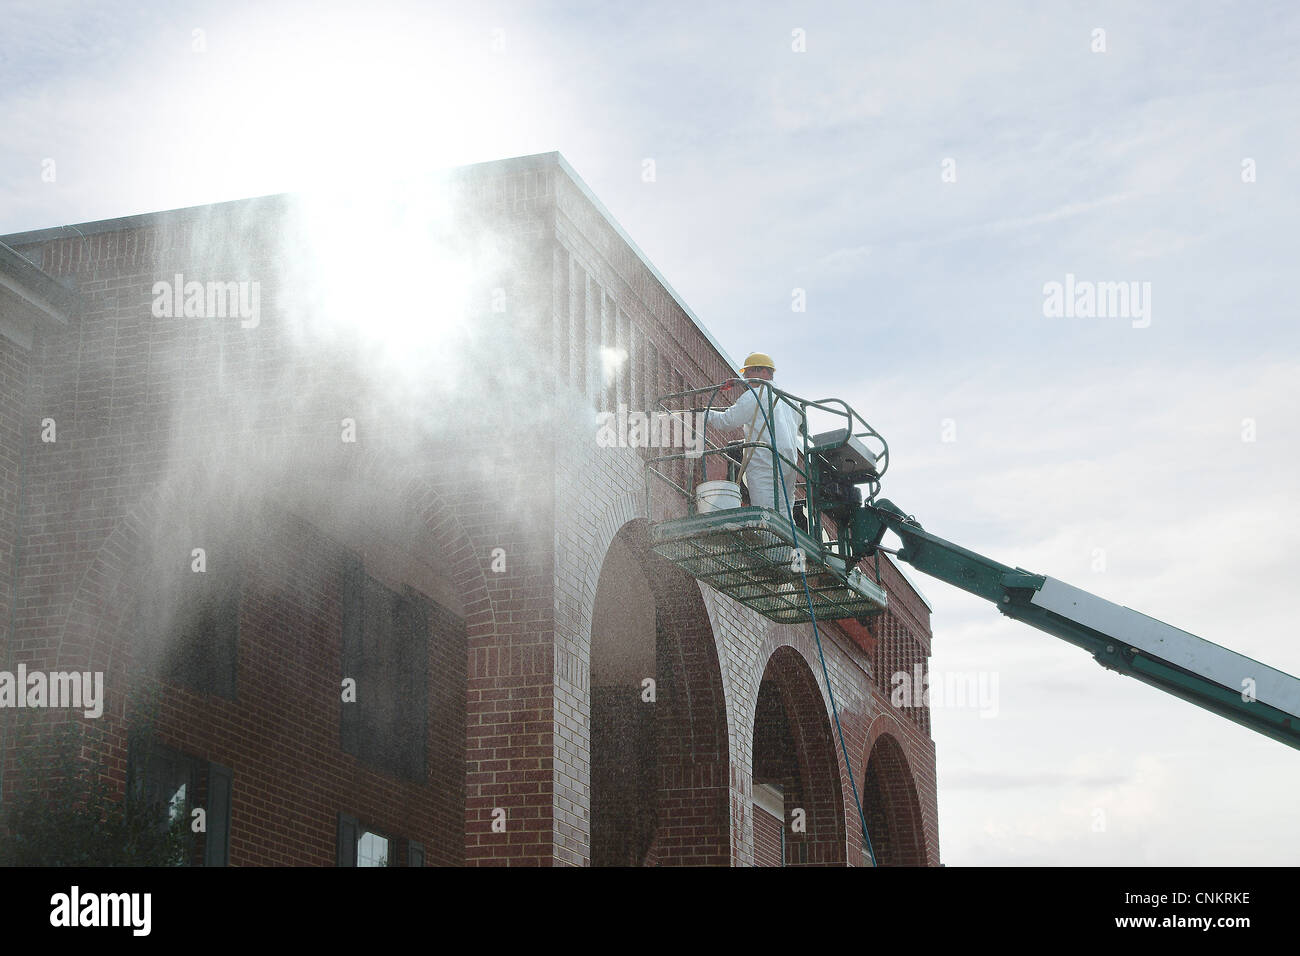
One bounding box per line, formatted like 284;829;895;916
4;0;1298;864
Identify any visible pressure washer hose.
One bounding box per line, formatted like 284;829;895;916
751;387;878;867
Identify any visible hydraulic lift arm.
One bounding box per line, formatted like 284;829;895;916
852;499;1300;751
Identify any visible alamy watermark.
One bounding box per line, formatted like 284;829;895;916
0;665;104;718
891;664;999;718
50;886;150;936
1042;273;1151;328
152;273;260;328
596;404;707;458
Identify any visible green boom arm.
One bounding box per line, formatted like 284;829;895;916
851;500;1300;751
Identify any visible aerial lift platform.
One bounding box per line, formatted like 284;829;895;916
646;379;1300;752
648;382;890;624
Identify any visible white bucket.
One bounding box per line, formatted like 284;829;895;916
695;480;742;513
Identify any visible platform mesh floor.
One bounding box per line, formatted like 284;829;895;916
650;507;887;624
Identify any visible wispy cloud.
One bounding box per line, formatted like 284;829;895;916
945;771;1131;791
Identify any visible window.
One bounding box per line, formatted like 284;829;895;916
129;738;193;806
340;556;430;781
336;813;394;867
131;746;193;826
126;737;231;866
357;829;389;867
165;555;240;698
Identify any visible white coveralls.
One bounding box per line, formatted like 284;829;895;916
709;381;801;512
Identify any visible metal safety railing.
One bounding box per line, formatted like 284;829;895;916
645;379;888;559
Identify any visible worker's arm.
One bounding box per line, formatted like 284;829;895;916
706;387;757;432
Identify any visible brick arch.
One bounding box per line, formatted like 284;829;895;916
753;626;842;739
575;487;738;730
570;489;644;639
587;517;731;865
49;447;492;785
861;722;928;866
752;644;847;865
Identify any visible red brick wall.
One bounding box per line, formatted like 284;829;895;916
129;510;468;866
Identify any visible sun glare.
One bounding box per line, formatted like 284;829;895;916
183;6;537;389
165;5;529;204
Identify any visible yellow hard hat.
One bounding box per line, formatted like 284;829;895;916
741;352;775;372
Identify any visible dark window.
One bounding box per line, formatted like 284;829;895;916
126;737;198;866
126;736;233;867
166;555;240;698
341;556;430;781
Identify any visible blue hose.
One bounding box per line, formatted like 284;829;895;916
750;384;878;867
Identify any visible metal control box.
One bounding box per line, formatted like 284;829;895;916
811;428;880;483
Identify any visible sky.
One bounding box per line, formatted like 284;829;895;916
3;0;1298;865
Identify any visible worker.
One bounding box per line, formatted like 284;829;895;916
707;352;801;512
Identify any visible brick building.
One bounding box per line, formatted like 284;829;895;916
0;151;939;866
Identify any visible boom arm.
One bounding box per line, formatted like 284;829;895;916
852;500;1300;751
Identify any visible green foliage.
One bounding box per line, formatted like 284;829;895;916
0;718;190;867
